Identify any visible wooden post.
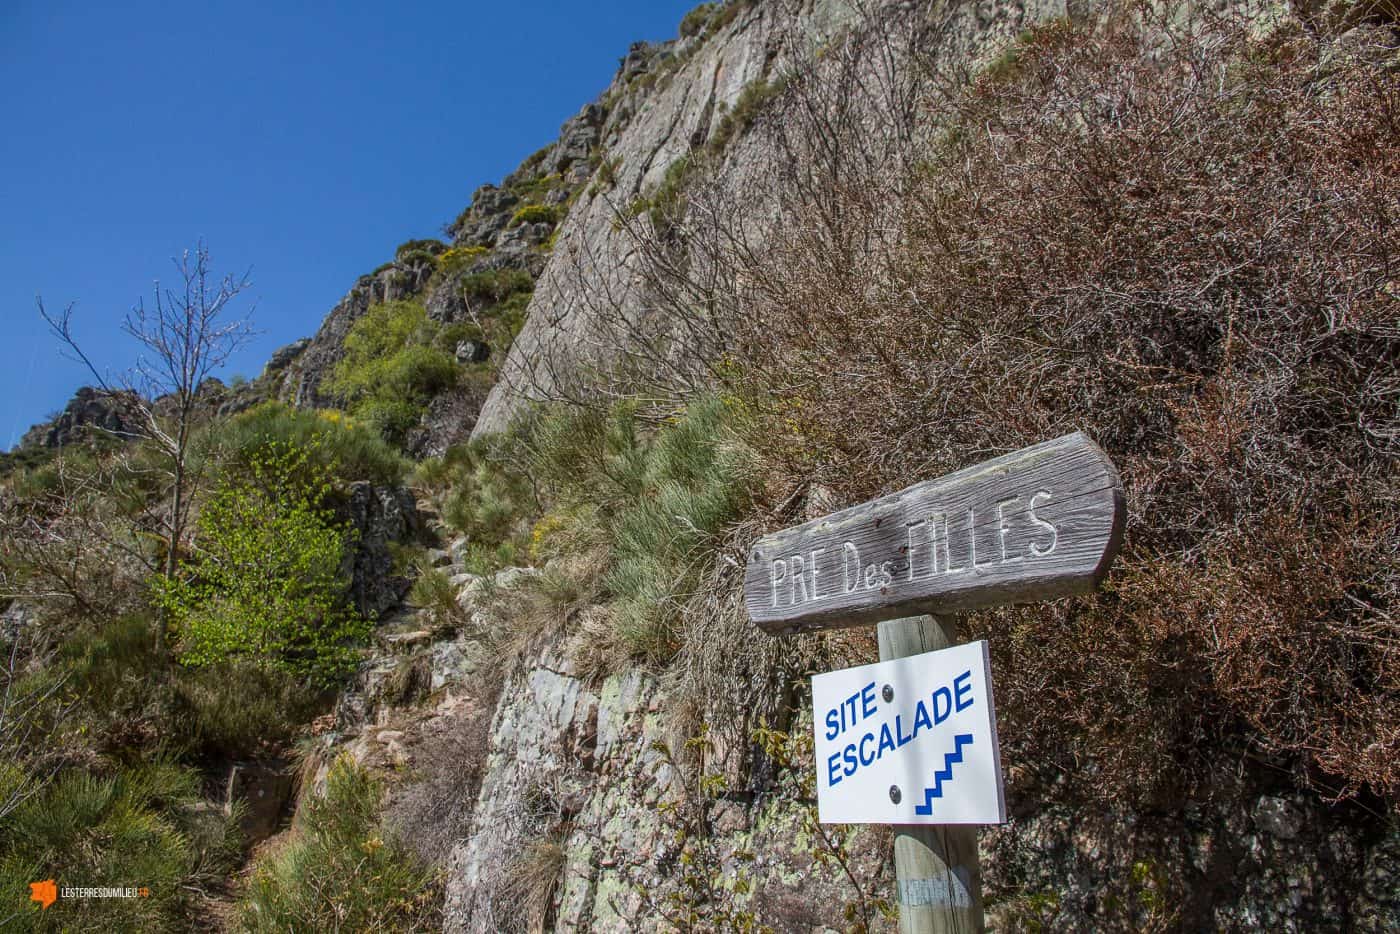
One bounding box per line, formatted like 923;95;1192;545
878;614;984;934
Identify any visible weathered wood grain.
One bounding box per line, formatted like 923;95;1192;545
745;432;1124;633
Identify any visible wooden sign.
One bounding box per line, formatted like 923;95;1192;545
745;432;1124;634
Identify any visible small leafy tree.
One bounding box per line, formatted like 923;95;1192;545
156;441;367;684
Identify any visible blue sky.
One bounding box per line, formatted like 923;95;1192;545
0;0;699;448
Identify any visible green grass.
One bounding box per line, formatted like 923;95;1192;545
420;394;753;657
0;756;240;932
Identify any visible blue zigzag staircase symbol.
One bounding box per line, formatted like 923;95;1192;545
913;734;974;816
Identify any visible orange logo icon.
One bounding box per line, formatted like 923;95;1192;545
29;879;56;910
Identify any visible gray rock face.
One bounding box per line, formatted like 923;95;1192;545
0;601;35;644
261;338;310;377
494;221;552;254
545;104;605;176
278;282;373;409
470;0;1101;439
404;388;480;459
342;483;422;620
470;0;849;437
225;759;294;847
454;340;490;365
451;184;520;247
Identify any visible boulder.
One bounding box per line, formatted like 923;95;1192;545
225;759;294;847
455;340;490;364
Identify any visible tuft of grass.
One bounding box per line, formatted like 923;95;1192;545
531;395;757;664
707;74;788;155
680;2;719;37
409;565;466;633
498;834;568;930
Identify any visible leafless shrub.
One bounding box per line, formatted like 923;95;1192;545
39;243;254;594
383;698;496;870
0;452;154;624
711;7;1398;804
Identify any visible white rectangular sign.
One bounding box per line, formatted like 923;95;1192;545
811;640;1006;825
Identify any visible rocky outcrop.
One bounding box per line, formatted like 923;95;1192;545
342;483;424;620
543;104;605;177
210;2;1399;930
261;338;310;377
449;184;520;248
277;260;436;410
20;386;142;449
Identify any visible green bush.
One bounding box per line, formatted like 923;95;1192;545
238;756;440;931
208;401;407;486
0;445;55;479
680;2;719;37
156;442;368;686
173;661;328;760
510;172;565;204
59;614;172;755
325;301;461;445
396;249;437;268
436;244;489;276
508;203;558;228
0;756;240;932
394;238;447;262
460;268;534;305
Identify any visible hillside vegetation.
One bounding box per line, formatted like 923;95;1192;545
0;1;1395;930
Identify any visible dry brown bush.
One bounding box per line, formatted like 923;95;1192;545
711;10;1398;805
383;695;498;870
